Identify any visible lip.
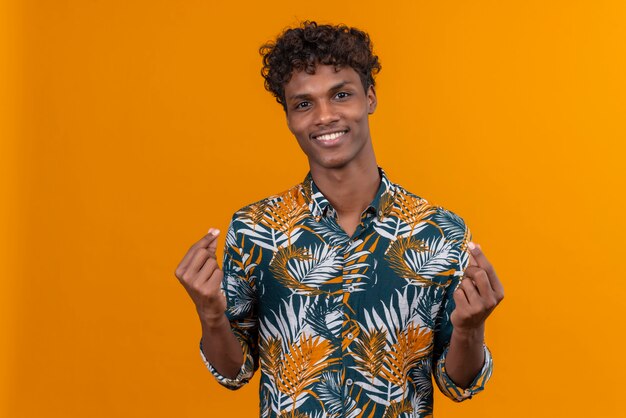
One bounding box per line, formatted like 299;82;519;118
310;129;349;146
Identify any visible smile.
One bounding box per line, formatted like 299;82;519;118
312;130;348;142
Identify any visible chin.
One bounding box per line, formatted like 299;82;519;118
317;159;351;170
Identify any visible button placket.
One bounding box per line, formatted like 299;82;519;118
340;241;352;393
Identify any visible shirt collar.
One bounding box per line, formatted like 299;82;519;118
300;167;395;221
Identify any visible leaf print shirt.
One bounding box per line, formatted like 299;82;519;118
200;168;494;417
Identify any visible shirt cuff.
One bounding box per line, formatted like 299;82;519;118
199;339;255;390
434;344;494;402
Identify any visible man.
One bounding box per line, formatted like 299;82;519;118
175;21;504;417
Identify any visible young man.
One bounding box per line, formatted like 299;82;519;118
175;21;504;417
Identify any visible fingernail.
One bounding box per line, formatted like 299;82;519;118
207;228;215;234
468;241;476;251
211;229;220;236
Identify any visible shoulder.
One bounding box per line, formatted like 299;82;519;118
228;182;306;229
391;181;472;274
391;181;470;242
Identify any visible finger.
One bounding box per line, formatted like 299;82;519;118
467;242;504;298
459;277;482;306
177;249;211;288
467;242;492;272
206;228;221;259
196;267;226;309
195;257;220;288
175;229;220;276
466;266;501;312
468;253;478;267
464;266;494;298
203;267;224;295
185;247;213;280
453;287;470;310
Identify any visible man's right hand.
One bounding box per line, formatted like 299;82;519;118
174;228;227;327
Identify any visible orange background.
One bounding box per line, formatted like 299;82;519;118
2;1;625;417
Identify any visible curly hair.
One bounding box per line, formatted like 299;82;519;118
259;21;381;111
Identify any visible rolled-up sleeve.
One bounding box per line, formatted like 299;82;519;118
199;338;255;390
434;344;493;401
199;217;259;390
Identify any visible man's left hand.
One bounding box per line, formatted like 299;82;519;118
451;242;504;333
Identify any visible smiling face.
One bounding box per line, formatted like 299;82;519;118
284;64;377;174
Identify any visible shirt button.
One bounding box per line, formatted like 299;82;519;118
346;378;354;386
378;210;383;218
347;333;354;340
347;285;355;293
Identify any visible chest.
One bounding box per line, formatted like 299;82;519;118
252;214;454;328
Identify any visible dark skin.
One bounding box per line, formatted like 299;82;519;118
174;228;242;378
447;243;504;387
283;65;379;237
175;64;504;387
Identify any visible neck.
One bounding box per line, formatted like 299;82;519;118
310;160;381;217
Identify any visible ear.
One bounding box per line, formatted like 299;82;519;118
367;85;377;114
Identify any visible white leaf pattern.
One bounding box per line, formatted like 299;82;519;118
204;169;493;417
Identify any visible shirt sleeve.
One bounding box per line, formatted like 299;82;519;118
432;222;494;402
199;216;259;390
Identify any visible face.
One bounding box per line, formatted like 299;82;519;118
283;65;377;173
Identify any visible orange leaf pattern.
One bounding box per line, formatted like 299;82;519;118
200;168;494;417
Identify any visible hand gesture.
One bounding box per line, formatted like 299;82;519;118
174;228;227;326
451;242;504;334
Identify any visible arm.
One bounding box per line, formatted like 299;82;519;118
433;237;502;401
446;242;504;387
200;309;244;379
445;242;504;387
444;325;485;389
201;221;259;388
175;226;255;385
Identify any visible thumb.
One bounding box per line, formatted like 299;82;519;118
468;241;479;267
206;228;221;259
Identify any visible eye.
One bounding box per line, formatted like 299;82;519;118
295;101;311;110
335;91;351;100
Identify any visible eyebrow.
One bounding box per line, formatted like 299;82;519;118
287;80;353;101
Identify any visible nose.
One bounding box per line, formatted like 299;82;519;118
314;101;340;126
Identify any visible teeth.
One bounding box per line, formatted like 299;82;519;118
315;131;346;141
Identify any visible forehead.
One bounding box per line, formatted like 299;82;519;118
284;65;361;97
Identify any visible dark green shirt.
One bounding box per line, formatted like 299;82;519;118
201;168;493;417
